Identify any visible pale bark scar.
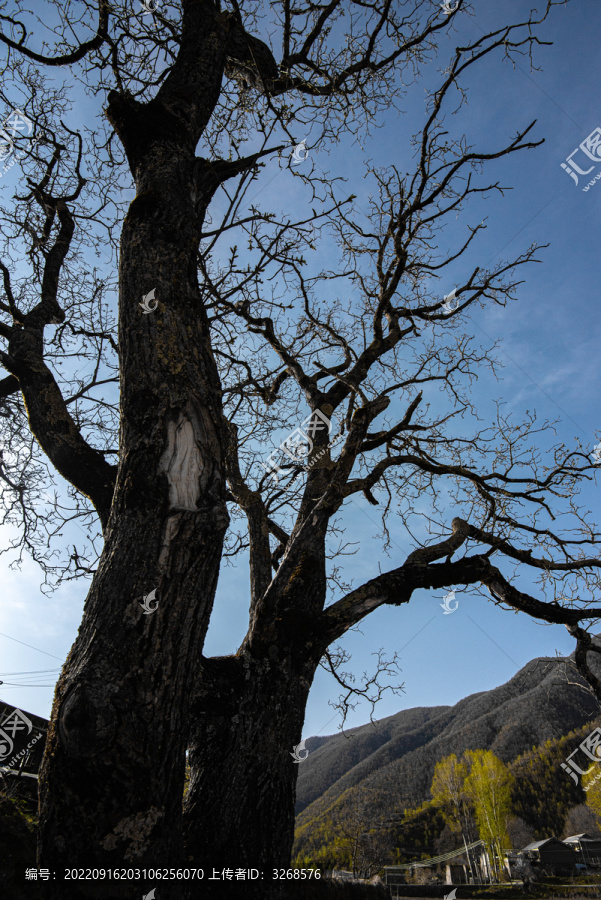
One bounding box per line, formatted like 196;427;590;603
159;407;205;511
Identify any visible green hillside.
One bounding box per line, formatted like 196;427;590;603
293;653;601;870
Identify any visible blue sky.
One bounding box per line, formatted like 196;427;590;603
1;0;600;749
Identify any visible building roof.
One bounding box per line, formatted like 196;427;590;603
564;833;601;844
522;838;572;852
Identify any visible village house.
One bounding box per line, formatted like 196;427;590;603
519;837;576;876
563;833;601;868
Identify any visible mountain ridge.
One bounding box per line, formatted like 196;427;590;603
294;650;601;855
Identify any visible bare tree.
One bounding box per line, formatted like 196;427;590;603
507;817;537;851
563;803;601;838
0;1;599;899
335;798;394;880
511;856;540;891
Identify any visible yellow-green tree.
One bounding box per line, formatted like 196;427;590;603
582;765;601;826
464;750;515;881
432;754;469;832
431;754;479;881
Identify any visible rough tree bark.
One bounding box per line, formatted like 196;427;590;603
37;4;235;896
184;657;319;894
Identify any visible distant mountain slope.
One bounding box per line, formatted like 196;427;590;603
295;652;601;849
296;704;451;815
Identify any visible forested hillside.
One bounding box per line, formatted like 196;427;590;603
293;652;601;868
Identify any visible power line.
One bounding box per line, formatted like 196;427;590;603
0;631;64;661
0;673;59;686
0;673;59;683
0;668;60;676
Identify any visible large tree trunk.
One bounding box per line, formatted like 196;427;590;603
37;6;232;892
181;463;331;899
183;649;320;900
39;130;229;899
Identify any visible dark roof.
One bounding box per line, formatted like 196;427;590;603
522;838;573;852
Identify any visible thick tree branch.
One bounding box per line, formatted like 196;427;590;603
224;421;273;603
566;624;601;703
315;522;601;651
1;190;117;528
0;1;109;66
0;373;19;400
